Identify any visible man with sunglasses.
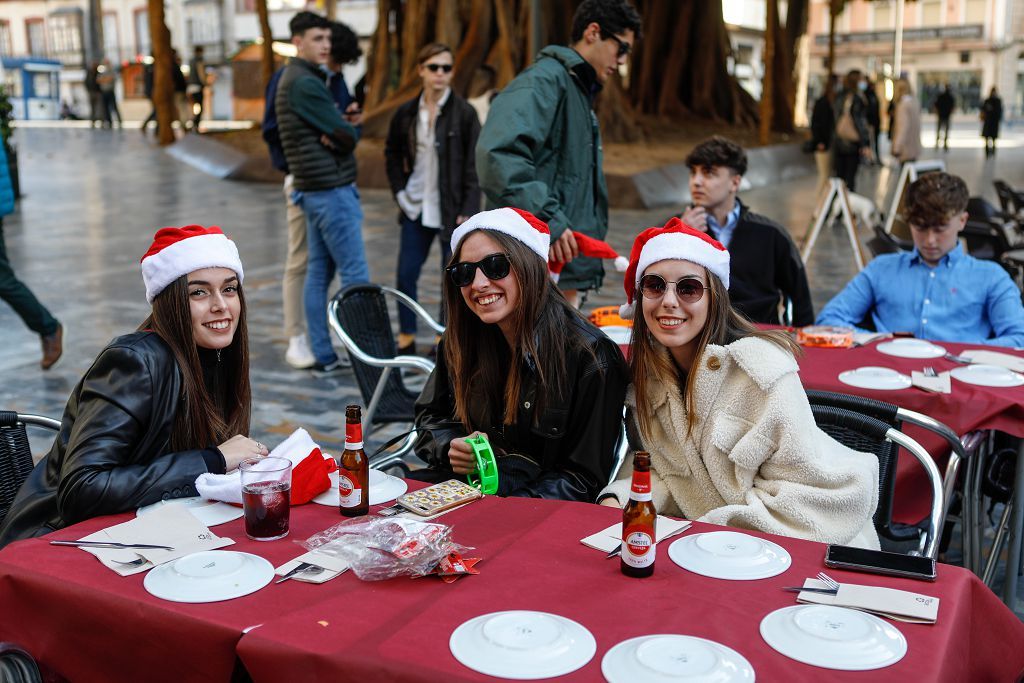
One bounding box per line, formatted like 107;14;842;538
680;136;814;326
476;0;641;306
385;43;481;356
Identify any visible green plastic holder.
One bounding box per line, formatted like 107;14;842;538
465;433;499;495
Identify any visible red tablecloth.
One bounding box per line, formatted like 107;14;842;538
235;497;1022;682
796;340;1024;522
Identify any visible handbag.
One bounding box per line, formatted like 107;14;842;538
836;96;861;144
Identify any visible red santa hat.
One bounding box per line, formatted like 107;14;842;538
548;232;629;282
619;217;730;319
141;225;244;302
450;207;550;263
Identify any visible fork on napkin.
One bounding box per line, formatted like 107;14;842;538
911;367;951;394
274;550;350;584
70;505;233;576
792;577;939;624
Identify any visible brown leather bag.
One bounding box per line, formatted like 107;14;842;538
836;96;861;143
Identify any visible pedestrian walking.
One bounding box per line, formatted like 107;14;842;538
0;143;62;370
981;87;1003;158
476;0;641;308
187;46;208;132
933;85;954;151
85;62;102;128
97;59;121;128
810;74;837;201
832;70;870;192
891;78;922;165
864;78;881;165
385;43;480;356
275;11;368;375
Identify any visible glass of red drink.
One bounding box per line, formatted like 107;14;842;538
239;457;292;541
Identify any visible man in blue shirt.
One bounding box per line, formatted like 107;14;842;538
262;17;362;371
817;172;1024;348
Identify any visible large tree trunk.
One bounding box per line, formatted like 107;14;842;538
256;0;274;92
148;0;176;146
759;0;777;144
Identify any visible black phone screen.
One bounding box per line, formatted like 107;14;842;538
825;544;935;577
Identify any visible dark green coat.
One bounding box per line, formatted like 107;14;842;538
476;46;609;291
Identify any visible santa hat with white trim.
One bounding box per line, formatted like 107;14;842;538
141;225;244;302
619;217;730;319
450;207;550;263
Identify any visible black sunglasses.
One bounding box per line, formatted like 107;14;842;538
446;253;512;287
639;274;707;303
425;63;454;73
603;32;632;58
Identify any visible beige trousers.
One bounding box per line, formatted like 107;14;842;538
282;174;308;338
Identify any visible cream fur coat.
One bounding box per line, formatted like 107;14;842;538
600;337;880;549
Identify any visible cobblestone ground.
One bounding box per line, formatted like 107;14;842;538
3;120;1024;611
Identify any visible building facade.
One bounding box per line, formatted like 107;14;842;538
806;0;1023;116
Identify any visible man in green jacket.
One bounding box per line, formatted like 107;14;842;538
475;0;641;304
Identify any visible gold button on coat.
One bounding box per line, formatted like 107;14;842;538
707;356;721;371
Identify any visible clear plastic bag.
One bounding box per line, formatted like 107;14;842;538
300;516;469;581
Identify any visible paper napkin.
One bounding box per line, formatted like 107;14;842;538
796;578;939;624
275;550;350;584
79;504;233;576
960;349;1024;373
911;370;951;394
580;517;691;553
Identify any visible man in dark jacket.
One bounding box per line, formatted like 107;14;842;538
385;43;480;355
680;137;814;326
476;0;641;305
933;85;955;151
263;19;361;370
276;11;368;375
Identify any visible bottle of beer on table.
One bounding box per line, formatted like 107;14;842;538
339;404;369;517
621;451;656;578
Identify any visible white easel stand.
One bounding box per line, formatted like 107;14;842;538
802;177;865;271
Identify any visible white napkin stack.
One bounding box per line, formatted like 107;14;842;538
796;578;940;624
911;370;951;393
195;428;323;504
961;349;1024;373
275;550;351;584
580;517;691;553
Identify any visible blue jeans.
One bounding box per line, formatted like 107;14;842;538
293;184;369;365
396;213;451;334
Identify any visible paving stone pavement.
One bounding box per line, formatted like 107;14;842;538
3;121;1024;611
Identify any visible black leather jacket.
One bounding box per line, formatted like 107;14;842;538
413;313;629;502
384;90;481;239
0;332;225;547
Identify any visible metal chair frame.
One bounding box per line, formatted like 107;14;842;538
809;404;944;559
327;285;440;471
1;412;60;529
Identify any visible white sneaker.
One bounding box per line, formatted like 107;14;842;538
285;335;316;369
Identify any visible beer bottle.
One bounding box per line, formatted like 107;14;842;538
339;405;369;517
621;451;656;578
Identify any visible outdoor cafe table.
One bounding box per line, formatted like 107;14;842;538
794;339;1024;524
2;488;1015;681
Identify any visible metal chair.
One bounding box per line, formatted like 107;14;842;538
1;412;60;529
806;390;985;567
327;284;442;471
0;642;42;683
809;404;943;559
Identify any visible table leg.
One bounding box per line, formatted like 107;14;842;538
1001;440;1024;608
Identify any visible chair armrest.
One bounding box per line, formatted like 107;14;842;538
380;286;446;335
886;428;944;559
327;299;437;375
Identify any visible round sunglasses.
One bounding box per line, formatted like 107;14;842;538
446;253;511;287
639;274;707;303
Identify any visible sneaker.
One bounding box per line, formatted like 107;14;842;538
285;335;316;369
310;355;352;376
396;341;416;356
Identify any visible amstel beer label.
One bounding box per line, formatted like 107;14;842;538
622;523;656;568
338;470;362;507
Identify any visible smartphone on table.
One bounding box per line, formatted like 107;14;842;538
824;544;937;581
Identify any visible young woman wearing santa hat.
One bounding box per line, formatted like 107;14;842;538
413;207;629;501
0;225;266;546
597;218;880;549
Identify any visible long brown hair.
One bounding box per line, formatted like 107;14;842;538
629;267;798;442
443;229;593;429
138;275;252;451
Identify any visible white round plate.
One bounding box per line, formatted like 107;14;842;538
143;551;274;604
602;634;755;683
759;605;907;671
312;468;408;507
950;363;1024;388
667;531;792;581
875;338;946;359
136;497;243;526
449;610;596;680
601;326;633;345
837;366;912;390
